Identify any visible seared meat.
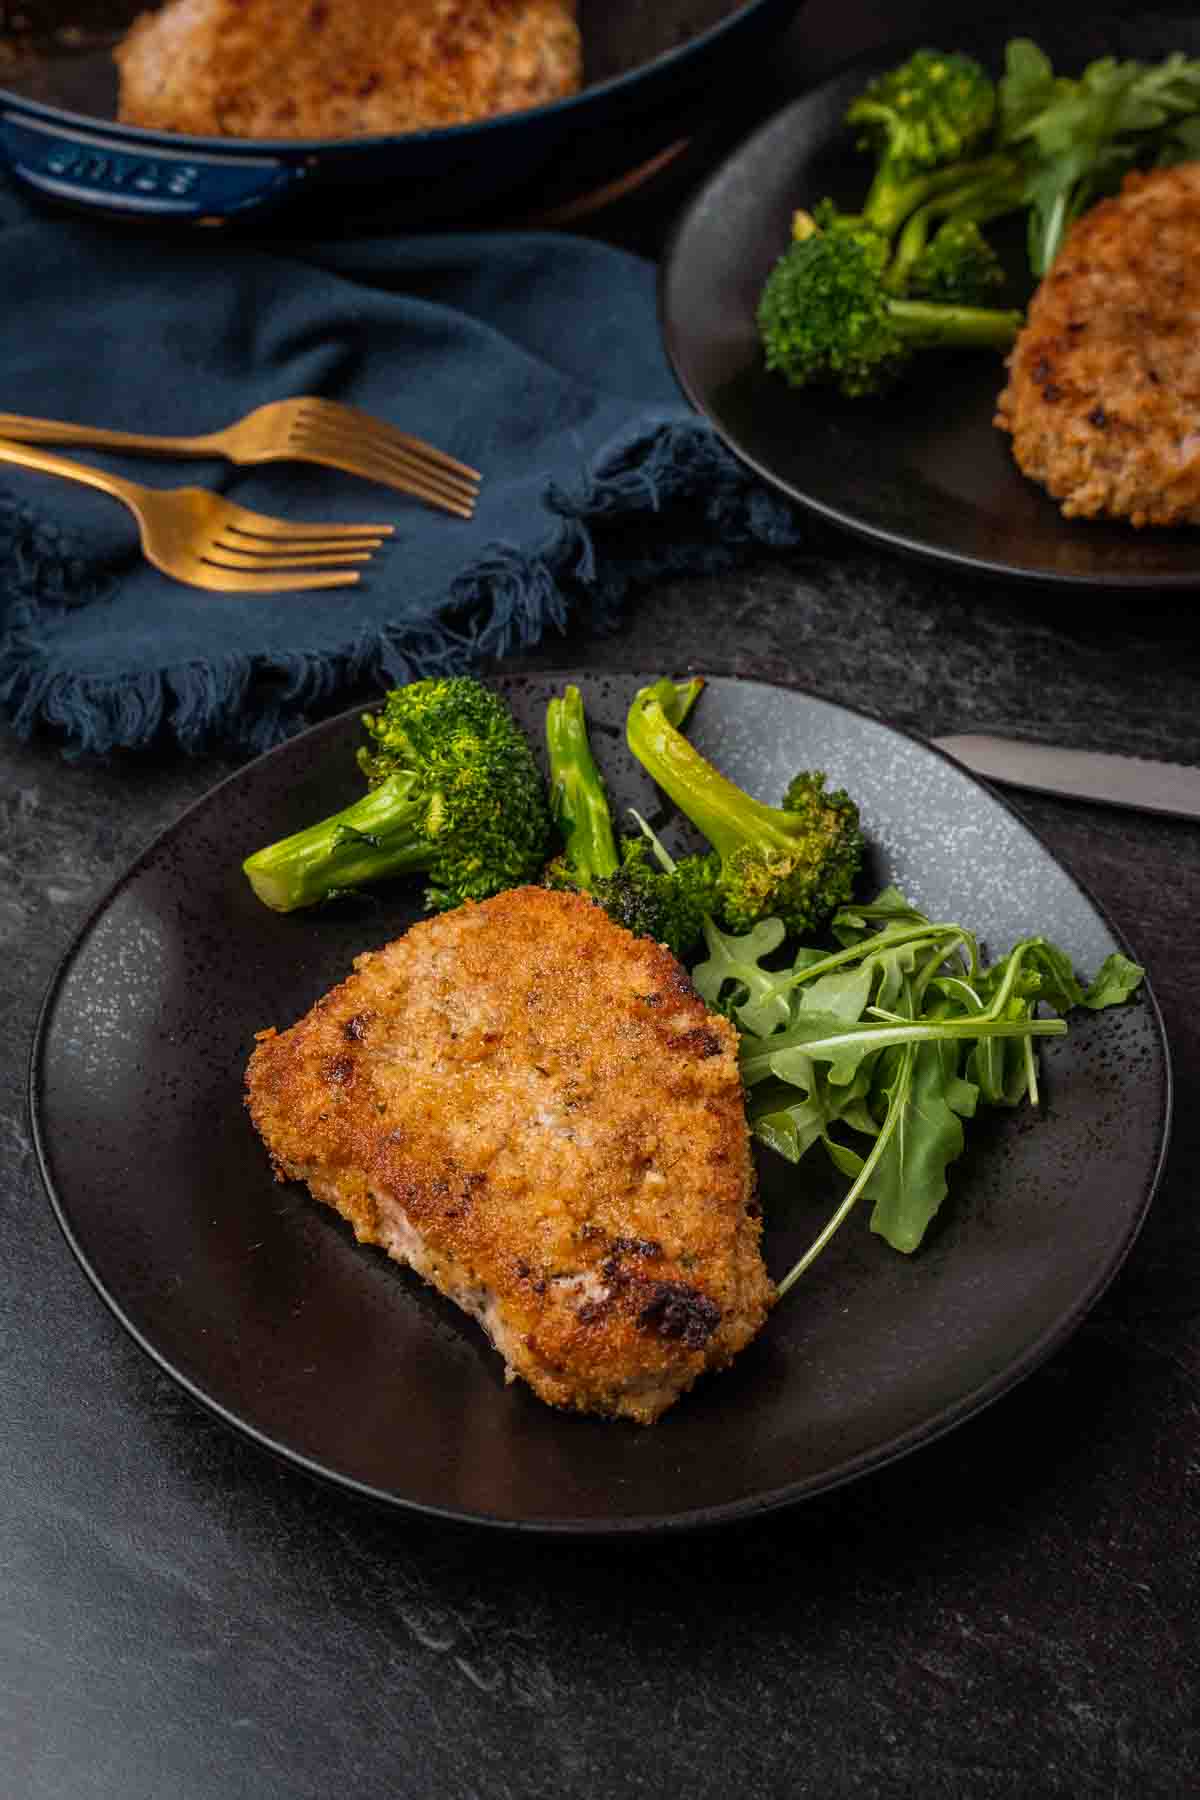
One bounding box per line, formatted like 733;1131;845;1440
995;163;1200;528
115;0;582;139
245;887;773;1424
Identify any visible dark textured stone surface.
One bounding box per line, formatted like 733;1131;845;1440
4;4;1199;1796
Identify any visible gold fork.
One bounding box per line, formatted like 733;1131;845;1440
0;398;480;518
0;437;393;594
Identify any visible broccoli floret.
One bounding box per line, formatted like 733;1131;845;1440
803;168;1021;297
779;51;1027;351
847;48;999;233
625;682;866;938
242;676;551;913
878;151;1026;296
757;226;1022;397
543;682;712;959
566;834;716;961
906;216;1006;302
794;200;892;273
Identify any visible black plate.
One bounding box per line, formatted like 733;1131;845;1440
30;673;1170;1534
660;17;1200;588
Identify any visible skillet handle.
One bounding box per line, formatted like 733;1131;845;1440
0;111;308;222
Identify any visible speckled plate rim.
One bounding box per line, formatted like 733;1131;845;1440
27;671;1173;1535
658;22;1200;591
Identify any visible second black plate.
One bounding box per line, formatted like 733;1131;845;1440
660;17;1200;588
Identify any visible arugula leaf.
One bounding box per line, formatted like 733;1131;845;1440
748;1078;829;1163
1161;114;1200;161
762;1009;894;1088
1083;951;1145;1009
750;1010;1066;1085
965;998;1037;1108
870;938;930;1012
831;884;932;945
690;914;790;1034
821;1133;868;1180
860;1039;968;1254
995;37;1061;140
997;38;1200;273
796;959;878;1025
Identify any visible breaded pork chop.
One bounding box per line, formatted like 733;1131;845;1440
245;887;773;1423
995;163;1200;528
116;0;582;139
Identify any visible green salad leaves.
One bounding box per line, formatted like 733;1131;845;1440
997;38;1200;274
691;886;1144;1295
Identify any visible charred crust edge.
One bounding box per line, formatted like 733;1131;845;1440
635;1281;722;1350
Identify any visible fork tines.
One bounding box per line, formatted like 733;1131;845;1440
291;402;481;518
205;516;393;571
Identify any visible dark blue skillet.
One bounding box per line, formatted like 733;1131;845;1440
0;0;800;226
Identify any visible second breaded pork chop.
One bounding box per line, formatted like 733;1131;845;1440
116;0;583;139
995;163;1200;528
245;886;773;1424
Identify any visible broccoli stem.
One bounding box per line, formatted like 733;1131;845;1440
545;685;620;883
546;677;705;882
636;675;707;731
884;164;1025;290
242;770;432;912
889;296;1022;349
860;154;1009;235
626;690;796;861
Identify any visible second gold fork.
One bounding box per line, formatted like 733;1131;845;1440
0;436;393;593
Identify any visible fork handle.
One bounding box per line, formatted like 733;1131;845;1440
0;414;222;457
0;434;146;503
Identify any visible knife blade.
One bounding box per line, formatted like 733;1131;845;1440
931;734;1200;823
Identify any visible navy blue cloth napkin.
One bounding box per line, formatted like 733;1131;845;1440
0;194;804;755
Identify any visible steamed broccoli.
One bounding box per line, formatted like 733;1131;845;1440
847;48;999;233
242;676;551;913
796;198;892;269
879;153;1025;298
900;215;1007;303
757;47;1036;396
798;172;1020;296
758;224;1022;397
543;682;713;959
625;681;865;938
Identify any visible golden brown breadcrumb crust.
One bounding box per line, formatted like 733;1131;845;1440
116;0;582;139
995;162;1200;528
245;887;774;1424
